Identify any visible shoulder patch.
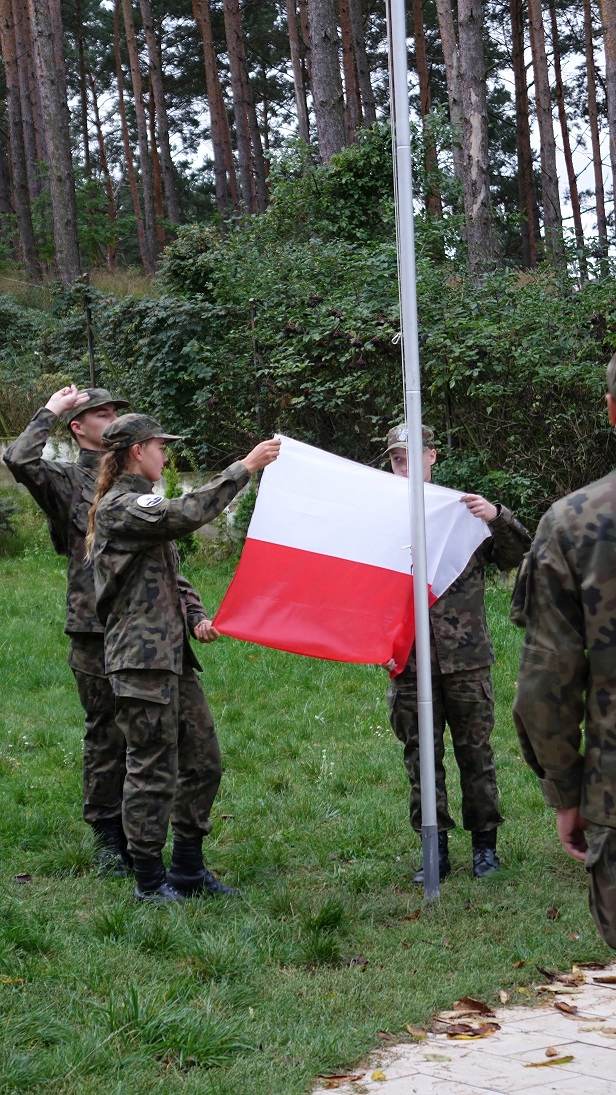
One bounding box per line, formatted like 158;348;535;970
137;494;164;509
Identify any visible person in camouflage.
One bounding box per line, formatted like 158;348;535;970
3;385;134;874
386;423;531;881
512;353;616;949
88;412;280;903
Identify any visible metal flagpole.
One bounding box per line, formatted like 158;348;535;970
385;0;439;900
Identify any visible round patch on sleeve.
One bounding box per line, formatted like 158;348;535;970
137;494;164;509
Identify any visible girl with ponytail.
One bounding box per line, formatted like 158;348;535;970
90;412;280;903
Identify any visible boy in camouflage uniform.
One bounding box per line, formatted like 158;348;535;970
387;424;530;881
3;385;132;872
512;353;616;949
91;413;280;903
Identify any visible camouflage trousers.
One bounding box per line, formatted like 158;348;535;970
388;665;503;833
586;824;616;950
69;635;126;825
111;668;222;860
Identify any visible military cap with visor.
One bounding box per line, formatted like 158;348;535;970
385;422;435;453
102;413;184;451
60;387;129;423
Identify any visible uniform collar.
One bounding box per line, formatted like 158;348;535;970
77;448;102;470
115;472;157;494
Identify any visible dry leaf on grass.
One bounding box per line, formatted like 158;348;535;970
318;1074;363;1089
377;1030;397;1044
499;991;509;1004
0;976;24;985
454;996;495;1015
371;1070;386;1081
546;906;560;920
554;1000;578;1015
512;960;525;968
402;909;421;922
347;954;368;969
525;1055;575;1068
592;975;616;985
442;1021;500;1040
406;1024;428;1041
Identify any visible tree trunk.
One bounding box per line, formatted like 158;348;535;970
88;66;117;268
192;0;238;214
286;0;310;141
113;0;151;272
434;0;465;189
457;0;498;274
223;0;255;208
74;0;91;177
307;0;346;160
599;0;616;207
0;0;40;277
298;0;312;83
245;55;268;211
28;0;80;282
339;0;362;141
548;0;586;279
147;83;167;246
138;0;180;223
527;0;563;263
0;132;12;215
412;0;442;218
120;0;157;267
584;0;609;269
348;0;376;124
509;0;538;266
22;3;46;165
12;0;40;199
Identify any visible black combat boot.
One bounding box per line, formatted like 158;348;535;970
133;854;185;904
412;831;451;885
92;818;133;878
472;829;501;878
167;838;239;897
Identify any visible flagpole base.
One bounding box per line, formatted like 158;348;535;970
421;824;440;902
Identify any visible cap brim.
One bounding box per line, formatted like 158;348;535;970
155;433;184;442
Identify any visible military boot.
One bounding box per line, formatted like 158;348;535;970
472;830;501;878
133;855;185;904
167;838;239;897
412;831;451;884
92;818;133;878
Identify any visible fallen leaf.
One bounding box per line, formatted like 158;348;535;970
443;1021;500;1040
568;932;581;941
554;1000;578;1015
513;960;525;968
318;1074;363;1089
516;986;531;996
406;1024;427;1041
592;976;616;985
371;1070;386;1081
546;906;560;920
545;1046;558;1057
0;976;24;985
499;991;509;1004
453;996;495;1016
525;1055;575;1068
402;909;421;922
377;1031;397;1044
347;954;368;969
576;961;609;970
220;814;235;820
13;874;32;884
537;983;582;995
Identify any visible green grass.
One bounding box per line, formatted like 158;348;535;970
0;544;610;1094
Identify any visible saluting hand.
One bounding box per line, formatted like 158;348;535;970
193;618;219;644
242;438;281;474
460;494;498;523
45;384;90;418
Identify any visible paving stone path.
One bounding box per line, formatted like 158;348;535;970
314;960;616;1094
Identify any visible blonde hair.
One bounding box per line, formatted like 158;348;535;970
85;448;129;560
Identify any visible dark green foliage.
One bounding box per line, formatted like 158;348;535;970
0;495;16;536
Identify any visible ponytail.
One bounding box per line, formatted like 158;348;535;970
85;448;129;560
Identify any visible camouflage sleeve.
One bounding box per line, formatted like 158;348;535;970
484;504;532;571
512;508;586;810
177;574;207;633
103;461;250;548
3;408;73;530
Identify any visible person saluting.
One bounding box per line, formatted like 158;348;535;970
86;413;280;903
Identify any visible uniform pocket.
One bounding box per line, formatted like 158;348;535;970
585;825;610;872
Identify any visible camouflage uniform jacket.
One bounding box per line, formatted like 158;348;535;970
512;471;616;828
93;464;249;676
405;505;531;677
3;408;208;651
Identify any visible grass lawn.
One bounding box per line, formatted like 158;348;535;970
0;541;611;1094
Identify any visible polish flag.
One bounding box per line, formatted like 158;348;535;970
214;436;489;674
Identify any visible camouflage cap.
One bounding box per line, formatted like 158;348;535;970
102;413;184;451
607;352;616;397
60;387;129;423
385;422;435;452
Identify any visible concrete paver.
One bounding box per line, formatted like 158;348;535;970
313;962;616;1094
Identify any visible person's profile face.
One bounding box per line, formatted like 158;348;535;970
136;438;168;483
